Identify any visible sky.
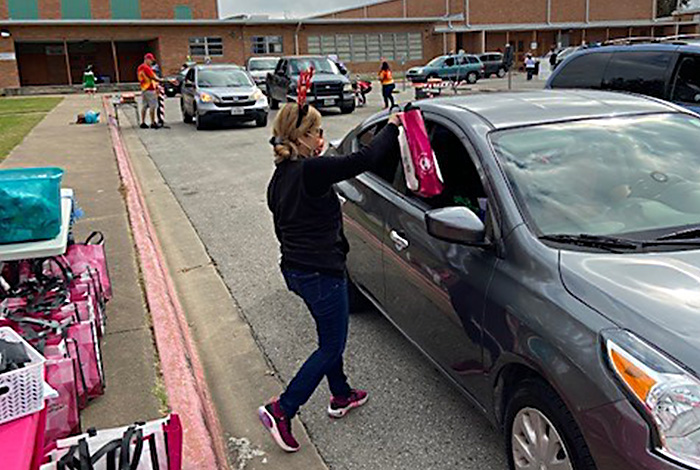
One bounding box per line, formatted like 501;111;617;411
219;0;365;18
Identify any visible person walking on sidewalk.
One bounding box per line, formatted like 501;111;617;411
83;65;97;96
525;53;537;81
260;103;402;453
137;53;162;129
378;61;396;109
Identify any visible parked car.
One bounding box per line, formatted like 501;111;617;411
163;69;187;97
266;56;355;114
329;89;700;470
406;54;484;83
546;42;700;113
246;56;280;89
479;52;508;78
180;64;268;130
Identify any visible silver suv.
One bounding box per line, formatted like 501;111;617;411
180;64;269;130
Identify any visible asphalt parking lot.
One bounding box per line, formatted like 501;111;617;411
133;76;543;470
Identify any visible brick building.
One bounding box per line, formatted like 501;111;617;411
0;0;698;90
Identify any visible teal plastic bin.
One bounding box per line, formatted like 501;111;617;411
0;167;64;244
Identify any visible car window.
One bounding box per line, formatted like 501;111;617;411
550;52;613;89
444;57;455;67
197;68;253;87
491;113;700;238
393;122;487;217
186;69;195;83
671;55;700;104
468;56;479;64
248;58;278;71
356;121;396;183
289;58;339;75
602;51;672;99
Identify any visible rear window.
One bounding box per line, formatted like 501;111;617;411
602;51;672;99
549;52;613;89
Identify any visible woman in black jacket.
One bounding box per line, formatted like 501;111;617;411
259;103;401;452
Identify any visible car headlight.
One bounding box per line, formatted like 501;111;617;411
343;83;353;92
251;89;265;102
604;330;700;468
199;92;214;103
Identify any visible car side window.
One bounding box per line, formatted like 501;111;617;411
671;55;700;104
393;122;488;218
355;121;397;184
468;56;479;64
445;57;455;67
602;51;672;99
549;52;613;89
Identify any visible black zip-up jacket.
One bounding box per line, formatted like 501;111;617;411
267;123;400;277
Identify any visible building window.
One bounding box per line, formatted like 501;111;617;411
8;0;39;19
251;36;283;55
307;32;422;63
111;0;140;19
189;37;223;57
62;0;91;19
174;5;193;19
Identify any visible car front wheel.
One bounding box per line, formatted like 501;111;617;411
340;102;355;114
497;67;507;78
255;114;268;127
195;109;207;131
505;379;595;470
467;72;478;84
181;100;193;123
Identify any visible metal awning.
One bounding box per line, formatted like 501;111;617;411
435;18;697;33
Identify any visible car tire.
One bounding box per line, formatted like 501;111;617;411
195;111;207;131
255;114;268;127
427;73;438;81
467;72;478;84
497;68;507;78
505;378;596;470
340;102;355;114
181;100;193;124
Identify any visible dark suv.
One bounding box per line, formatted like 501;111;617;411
479;52;508;78
266;56;355;114
546;42;700;113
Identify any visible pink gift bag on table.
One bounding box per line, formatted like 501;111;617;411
66;319;104;399
43;341;81;446
398;107;444;198
64;232;112;301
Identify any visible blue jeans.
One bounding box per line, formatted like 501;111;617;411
279;269;352;418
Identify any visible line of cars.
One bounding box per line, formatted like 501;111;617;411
329;38;700;470
406;52;509;83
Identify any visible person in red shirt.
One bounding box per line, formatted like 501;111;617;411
137;53;162;129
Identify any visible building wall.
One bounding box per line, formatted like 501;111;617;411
0;37;19;88
1;0;218;20
550;0;587;22
589;0;653;21
470;0;547;24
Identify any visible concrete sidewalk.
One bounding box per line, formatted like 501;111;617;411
1;95;163;429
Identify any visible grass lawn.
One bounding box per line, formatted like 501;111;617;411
0;97;62;161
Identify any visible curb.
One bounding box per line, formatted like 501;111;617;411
102;97;229;470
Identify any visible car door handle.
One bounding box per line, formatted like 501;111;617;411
389;230;409;252
337;193;347;205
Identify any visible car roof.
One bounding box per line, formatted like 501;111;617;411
282;55;330;60
195;64;243;70
424;89;680;130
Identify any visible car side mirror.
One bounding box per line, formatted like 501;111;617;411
425;207;486;245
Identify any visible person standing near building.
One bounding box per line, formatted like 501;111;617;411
82;65;96;96
137;53;162;129
525;53;536;81
259;103;402;452
378;61;395;109
549;45;558;71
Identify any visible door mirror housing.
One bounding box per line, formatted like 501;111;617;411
425;207;486;245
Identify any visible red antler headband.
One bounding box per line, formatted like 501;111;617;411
296;66;314;127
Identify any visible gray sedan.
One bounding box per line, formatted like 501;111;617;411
331;90;700;470
180;64;269;130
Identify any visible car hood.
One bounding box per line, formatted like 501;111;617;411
560;250;700;374
200;86;256;98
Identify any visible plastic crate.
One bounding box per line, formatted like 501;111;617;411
0;327;46;425
0;167;64;244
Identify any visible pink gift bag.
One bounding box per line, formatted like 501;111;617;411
398;108;444;198
43;342;81;446
64;232;112;301
66;319;104;399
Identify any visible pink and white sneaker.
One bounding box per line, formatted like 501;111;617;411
258;400;300;452
327;389;369;419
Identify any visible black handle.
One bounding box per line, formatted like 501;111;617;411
85;231;105;246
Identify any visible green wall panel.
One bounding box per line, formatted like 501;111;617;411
174;5;193;19
62;0;92;19
111;0;141;19
8;0;39;19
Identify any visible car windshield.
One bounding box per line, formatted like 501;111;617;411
289;58;339;75
248;59;278;71
197;68;251;87
491;113;700;238
427;57;445;67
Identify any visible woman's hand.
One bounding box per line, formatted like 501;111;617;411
388;113;402;127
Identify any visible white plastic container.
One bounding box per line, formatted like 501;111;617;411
0;327;46;425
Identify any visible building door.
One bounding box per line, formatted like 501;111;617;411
15;42;70;86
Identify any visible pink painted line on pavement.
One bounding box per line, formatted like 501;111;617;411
103;97;229;470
